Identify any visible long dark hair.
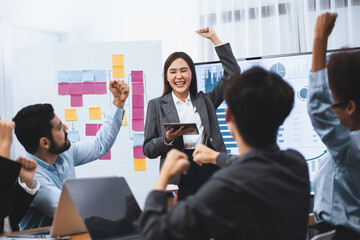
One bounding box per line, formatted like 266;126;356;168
162;52;197;96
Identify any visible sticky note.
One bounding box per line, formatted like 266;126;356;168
122;113;127;126
70;83;83;95
82;82;95;94
67;130;80;143
69;71;82;83
64;109;77;121
70;94;83;107
58;83;71;95
112;54;124;66
100;150;111;160
131;71;143;82
132;106;144;119
113;66;125;78
132;119;144;131
95;82;107;94
133;133;144;146
89;107;101;120
132;82;144;95
95;70;107;82
133;146;146;158
82;70;95;82
85;124;98;136
134;158;146;171
97;124;102;131
132;95;144;107
58;71;70;83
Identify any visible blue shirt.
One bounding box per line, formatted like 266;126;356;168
19;105;124;229
308;69;360;234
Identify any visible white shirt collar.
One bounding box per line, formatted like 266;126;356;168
172;91;191;105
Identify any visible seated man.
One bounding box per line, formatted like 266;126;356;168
0;120;39;234
308;13;360;239
139;67;310;239
12;80;129;229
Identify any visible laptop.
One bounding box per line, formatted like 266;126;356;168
5;178;88;239
64;176;142;240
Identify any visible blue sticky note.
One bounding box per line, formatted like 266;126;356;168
58;71;70;83
82;70;95;82
69;71;82;83
95;70;107;82
67;130;80;143
133;133;144;146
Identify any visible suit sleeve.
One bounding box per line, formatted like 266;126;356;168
206;43;241;108
10;182;35;225
143;100;172;159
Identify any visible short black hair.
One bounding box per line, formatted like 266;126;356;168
162;52;197;97
328;50;360;117
224;67;294;148
13;104;55;154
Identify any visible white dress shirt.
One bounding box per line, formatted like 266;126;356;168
171;91;205;149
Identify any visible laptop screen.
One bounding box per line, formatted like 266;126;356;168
64;177;142;239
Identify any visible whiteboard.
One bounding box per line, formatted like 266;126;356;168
11;31;163;208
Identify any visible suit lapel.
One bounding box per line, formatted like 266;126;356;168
161;93;180;123
191;94;210;136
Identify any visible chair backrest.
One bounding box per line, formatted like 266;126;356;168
311;230;336;240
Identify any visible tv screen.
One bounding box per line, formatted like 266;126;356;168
195;48;360;194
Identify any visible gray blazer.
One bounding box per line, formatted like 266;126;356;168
143;43;240;170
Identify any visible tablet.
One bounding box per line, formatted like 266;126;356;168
163;123;199;135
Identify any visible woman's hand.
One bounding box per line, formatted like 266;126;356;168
196;26;222;46
165;126;196;144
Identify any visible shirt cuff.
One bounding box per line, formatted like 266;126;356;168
309;68;329;89
18;177;40;195
164;137;174;146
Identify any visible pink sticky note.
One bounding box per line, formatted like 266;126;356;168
132;106;144;119
85;124;98;136
82;82;95;94
132;119;144;131
132;95;144;107
133;146;145;158
70;94;83;107
131;71;143;82
70;83;83;95
97;124;102;132
58;83;71;95
132;82;144;95
100;150;111;160
95;82;107;94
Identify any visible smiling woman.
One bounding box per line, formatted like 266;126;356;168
143;27;241;200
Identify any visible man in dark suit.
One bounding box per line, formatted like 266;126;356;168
0;120;39;234
140;67;310;239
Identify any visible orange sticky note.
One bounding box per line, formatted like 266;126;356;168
122;113;127;126
89;107;101;120
64;109;77;121
112;54;124;66
134;158;146;171
113;66;125;78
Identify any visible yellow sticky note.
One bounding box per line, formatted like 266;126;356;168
89;107;101;120
122;113;127;126
134;158;146;171
112;54;124;66
64;109;77;121
113;66;125;78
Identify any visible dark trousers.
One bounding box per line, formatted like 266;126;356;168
315;222;360;240
178;149;219;201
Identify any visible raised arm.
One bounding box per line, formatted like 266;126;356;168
196;27;240;108
71;80;129;165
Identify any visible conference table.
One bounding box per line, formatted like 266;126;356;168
0;227;91;240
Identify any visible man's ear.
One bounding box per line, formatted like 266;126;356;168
39;137;51;150
346;100;356;116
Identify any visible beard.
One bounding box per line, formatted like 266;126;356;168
49;132;71;154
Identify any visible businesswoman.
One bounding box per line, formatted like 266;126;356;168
143;27;240;200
